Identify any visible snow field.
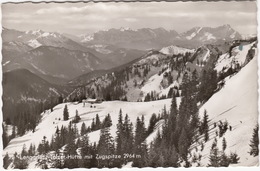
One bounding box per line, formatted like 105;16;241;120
3;99;173;157
160;45;195;56
192;51;258;166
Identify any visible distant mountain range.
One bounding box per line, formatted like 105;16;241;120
77;24;242;49
2;27;145;82
2;25;242;83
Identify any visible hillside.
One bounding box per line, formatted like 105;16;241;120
141;42;258;167
3;46;103;80
3;99;172;157
66;41;225;102
2;68;65;139
194;48;258;166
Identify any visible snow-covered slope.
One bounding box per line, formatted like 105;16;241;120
141;72;165;94
140;69;179;98
215;42;256;73
3;99;172;157
141;46;258;167
187;27;202;40
27;39;42;48
160;45;195;56
196;51;258;166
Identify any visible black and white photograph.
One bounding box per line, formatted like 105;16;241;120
1;0;259;169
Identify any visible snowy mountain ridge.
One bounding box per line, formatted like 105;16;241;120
215;41;257;73
76;25;242;49
160;45;195;56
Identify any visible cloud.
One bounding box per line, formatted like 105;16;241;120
35;3;132;15
124;18;138;22
2;1;257;35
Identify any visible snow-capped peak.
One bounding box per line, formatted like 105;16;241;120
24;29;60;39
119;27;132;32
79;34;94;42
222;24;231;28
27;39;42;48
31;29;44;35
185;27;202;40
39;32;60;38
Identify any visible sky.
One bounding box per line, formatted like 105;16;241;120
1;1;257;36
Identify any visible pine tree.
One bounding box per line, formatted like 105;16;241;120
138;141;149;167
28;143;35;156
116;109;123;155
178;128;189;160
200;110;209;142
219;151;230;167
64;125;78;168
102;114;112;128
123;114;134;154
148;131;162;167
147;114;157;135
51;129;63;169
162;140;179;167
73;123;79;138
167;95;178;146
54;127;61;152
49;135;55;151
63;105;69;121
229;152;240;164
73;110;81;123
80;135;92;167
11;125;16;139
249;124;259;156
167;87;174;98
80;122;87;136
198;68;218;102
3;153;12;169
222;137;227;151
38;136;49;155
107;114;112;127
95;114;101;130
133;116;147;166
208;142;220;167
98;127;115;167
13;152;29;169
2;124;9;148
91;118;95;131
21;144;28;157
